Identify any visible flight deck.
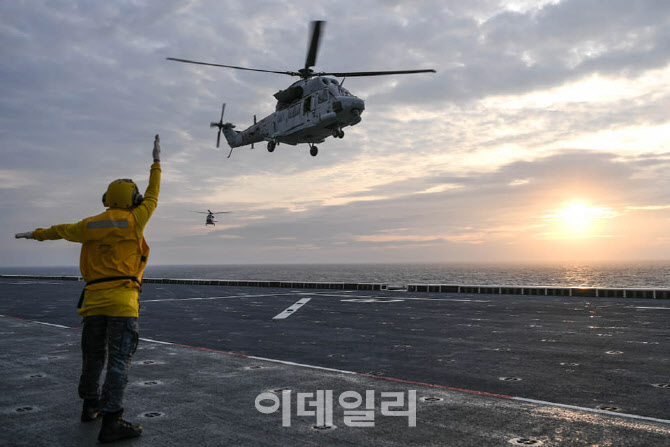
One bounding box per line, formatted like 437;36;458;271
1;277;669;446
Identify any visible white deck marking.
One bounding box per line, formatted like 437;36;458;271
635;306;670;310
143;293;295;302
139;337;175;345
272;298;311;320
304;292;490;303
35;321;71;329
514;397;670;425
145;291;488;304
249;355;357;374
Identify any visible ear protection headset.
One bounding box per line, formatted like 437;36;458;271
102;179;143;208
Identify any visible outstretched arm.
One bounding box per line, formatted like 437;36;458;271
134;134;162;234
16;220;86;242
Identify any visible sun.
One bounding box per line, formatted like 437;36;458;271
558;201;593;233
548;200;616;238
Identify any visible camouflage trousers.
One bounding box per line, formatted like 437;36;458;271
78;316;139;414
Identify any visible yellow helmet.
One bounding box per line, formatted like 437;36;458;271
102;179;143;208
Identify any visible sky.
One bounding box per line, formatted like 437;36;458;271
2;0;670;267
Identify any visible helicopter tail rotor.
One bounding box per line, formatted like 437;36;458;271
209;102;243;158
210;103;226;148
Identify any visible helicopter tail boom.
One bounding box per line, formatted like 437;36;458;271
220;124;242;148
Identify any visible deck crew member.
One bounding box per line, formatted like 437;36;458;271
15;135;162;443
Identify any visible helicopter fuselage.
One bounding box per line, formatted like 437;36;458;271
221;76;364;152
172;20;434;157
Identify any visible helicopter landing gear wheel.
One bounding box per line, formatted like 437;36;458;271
309;145;318;157
337;129;344;138
267;141;276;152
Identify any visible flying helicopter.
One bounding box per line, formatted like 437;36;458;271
167;21;435;157
192;210;232;226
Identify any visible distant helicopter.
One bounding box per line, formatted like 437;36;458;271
192;210;231;226
168;21;435;157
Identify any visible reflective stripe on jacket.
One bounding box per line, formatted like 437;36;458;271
80;208;150;292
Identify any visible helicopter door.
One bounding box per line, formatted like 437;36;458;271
303;94;318;123
286;103;300;129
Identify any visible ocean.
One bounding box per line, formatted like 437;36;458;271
2;261;670;289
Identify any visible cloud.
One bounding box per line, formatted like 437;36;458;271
1;1;669;266
0;170;39;189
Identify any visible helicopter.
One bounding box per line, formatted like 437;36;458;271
192;210;232;226
167;21;435;157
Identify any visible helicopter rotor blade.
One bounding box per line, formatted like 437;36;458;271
167;57;299;76
318;69;436;77
216;130;221;148
305;21;324;71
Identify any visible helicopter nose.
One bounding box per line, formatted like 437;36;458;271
352;97;365;113
333;97;365;124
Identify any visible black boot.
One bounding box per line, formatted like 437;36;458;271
81;398;100;422
98;410;142;443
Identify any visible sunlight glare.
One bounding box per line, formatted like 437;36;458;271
559;201;593;233
542;200;618;239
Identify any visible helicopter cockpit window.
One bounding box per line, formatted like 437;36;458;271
339;86;353;97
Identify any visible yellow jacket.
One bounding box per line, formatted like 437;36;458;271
32;162;161;317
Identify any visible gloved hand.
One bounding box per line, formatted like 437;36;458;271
15;232;33;239
153;134;161;163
